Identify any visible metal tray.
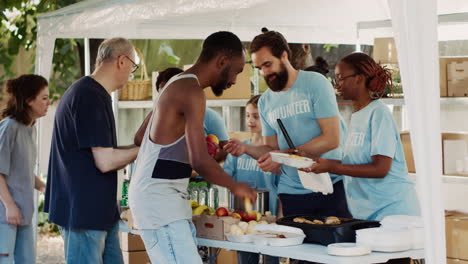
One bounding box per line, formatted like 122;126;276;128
277;215;381;245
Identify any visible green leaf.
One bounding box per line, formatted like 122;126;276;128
7;37;20;55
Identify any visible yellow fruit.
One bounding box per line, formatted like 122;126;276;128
244;198;253;212
208;207;215;215
206;134;220;145
192;205;208;215
189;200;199;208
256;212;262;221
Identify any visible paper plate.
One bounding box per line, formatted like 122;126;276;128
327;243;371;256
270;152;314;168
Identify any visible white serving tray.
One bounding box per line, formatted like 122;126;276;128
251;224;306;247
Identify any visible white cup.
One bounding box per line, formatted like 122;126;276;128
464;157;468;172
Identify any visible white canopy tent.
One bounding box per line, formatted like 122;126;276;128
35;1;468;263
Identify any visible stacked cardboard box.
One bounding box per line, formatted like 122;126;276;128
446;211;468;264
120;232;150;264
192;215;240;240
440;57;468;97
183;64;252;100
400;131;415;173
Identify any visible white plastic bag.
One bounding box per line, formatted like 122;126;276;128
297;170;334;195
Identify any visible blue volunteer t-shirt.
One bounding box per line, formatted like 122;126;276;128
342;100;420;221
224;140;279;215
44;76;120;230
204;108;228;141
258;71;346;195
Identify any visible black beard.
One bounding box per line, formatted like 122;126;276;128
211;67;230;96
265;63;288;92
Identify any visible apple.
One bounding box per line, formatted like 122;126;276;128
206;141;218;156
206;134;220;145
215;207;229;217
234;210;246;219
243;211;257;222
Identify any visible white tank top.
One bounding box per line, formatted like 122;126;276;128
129;74;200;230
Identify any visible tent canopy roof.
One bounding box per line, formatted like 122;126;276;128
37;0;468;44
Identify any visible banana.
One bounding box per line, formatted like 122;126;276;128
208;207;215;215
192;205;208;215
189;200;199;208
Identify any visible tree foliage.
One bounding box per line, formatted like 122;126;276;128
0;0;82;98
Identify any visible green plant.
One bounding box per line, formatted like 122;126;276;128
0;0;82;99
37;194;60;235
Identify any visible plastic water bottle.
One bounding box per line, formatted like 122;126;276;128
198;182;208;206
207;184;219;209
188;182;199;202
121;180;130;207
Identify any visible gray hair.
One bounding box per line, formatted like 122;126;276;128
95;38;133;67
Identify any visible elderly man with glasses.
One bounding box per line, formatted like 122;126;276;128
44;38;140;264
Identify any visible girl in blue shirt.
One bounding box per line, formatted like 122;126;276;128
224;95;279;264
301;52;420;224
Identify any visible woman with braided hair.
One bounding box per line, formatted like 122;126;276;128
300;52;420;225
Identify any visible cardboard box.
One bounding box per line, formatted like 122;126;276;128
448;61;468;97
373;38;398;64
400;131;415;173
122;250;150;264
120;209;135;230
184;64;252;100
440;57;468;97
120;232;146;252
448;258;468;264
216;249;238;264
192;215;240;240
442;132;468;176
446;211;468;260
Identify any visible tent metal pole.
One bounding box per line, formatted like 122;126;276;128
356;25;361;52
84;38;91;75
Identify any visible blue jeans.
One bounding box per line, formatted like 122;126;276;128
237;251;280;264
59;222;123;264
0;224;35;264
139;219;202;264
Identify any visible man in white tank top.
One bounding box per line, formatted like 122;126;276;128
129;31;257;264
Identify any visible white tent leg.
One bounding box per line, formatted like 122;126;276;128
388;0;446;263
84;38;91;75
34;34;56;261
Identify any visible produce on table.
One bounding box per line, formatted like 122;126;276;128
206;134;219;156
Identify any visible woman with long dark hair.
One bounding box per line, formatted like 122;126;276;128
301;52;420;223
0;74;49;264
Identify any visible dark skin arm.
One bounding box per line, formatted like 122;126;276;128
299;154;393;178
214;141;228;162
135;112;228;162
180;84;256;202
134;111;152;146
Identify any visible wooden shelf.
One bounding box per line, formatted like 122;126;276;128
117;98;468;109
408;173;468;184
118;100;153;109
117;99;249;109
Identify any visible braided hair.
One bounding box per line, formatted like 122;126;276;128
340;52;392;99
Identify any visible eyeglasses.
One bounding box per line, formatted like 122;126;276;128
333;73;357;87
123;55;139;73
